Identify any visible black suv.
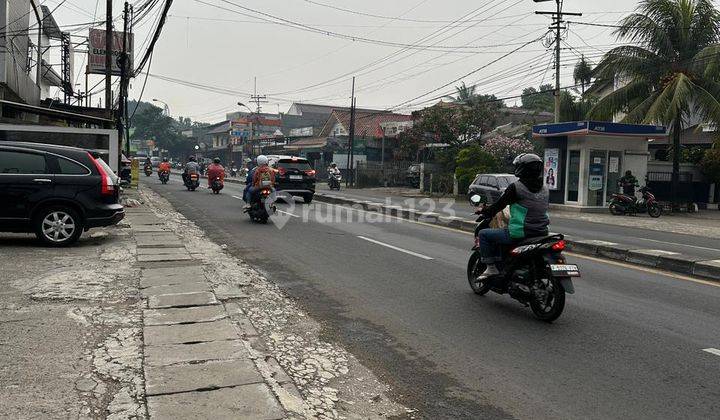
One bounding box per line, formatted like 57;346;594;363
0;142;124;246
269;155;316;203
467;173;518;205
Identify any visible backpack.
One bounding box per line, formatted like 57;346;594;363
253;166;274;188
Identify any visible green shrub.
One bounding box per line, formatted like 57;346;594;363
455;145;499;192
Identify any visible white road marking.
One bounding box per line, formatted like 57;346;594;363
232;195;243;200
357;236;433;260
702;348;720;357
628;237;720;253
276;210;300;218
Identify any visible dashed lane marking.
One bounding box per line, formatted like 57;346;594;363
357;236;434;260
703;348;720;357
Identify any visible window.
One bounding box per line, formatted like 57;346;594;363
472;175;482;185
567;151;580;202
277;159;311;171
479;176;489;186
487;177;499;188
498;176;517;188
0;150;48;174
57;157;90;175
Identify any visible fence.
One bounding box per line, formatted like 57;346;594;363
355;161;414;188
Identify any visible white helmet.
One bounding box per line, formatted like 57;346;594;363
256;155;269;166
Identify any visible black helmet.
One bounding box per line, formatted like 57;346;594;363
213;157;221;164
188;156;196;162
513;153;543;179
162;157;168;162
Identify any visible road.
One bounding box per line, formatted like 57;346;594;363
319;186;720;259
145;176;720;420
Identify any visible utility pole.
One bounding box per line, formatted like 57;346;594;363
250;77;268;114
120;1;131;157
105;0;113;111
534;0;581;123
346;77;356;188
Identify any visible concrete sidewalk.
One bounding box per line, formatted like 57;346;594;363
123;192;307;419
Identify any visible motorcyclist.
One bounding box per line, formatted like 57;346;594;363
243;155;275;206
158;157;172;176
206;157;226;187
476;153;550;279
619;170;639;197
182;156;200;184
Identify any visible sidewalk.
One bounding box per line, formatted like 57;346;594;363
0;188;408;419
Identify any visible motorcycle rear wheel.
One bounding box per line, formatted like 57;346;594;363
609;202;624;216
529;275;566;323
467;252;492;296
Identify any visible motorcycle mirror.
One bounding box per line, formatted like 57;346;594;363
470;194;483;206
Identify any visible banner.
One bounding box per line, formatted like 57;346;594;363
544;148;559;190
88;29;134;75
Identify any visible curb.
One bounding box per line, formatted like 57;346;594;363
313;192;720;283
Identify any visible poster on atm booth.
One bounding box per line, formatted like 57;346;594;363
543;148;559;190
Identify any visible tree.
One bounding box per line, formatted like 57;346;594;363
560;91;597;122
588;0;720;205
455;144;499;191
700;141;720;184
574;56;594;94
446;82;476;104
482;136;535;171
521;84;555;113
131;103;190;157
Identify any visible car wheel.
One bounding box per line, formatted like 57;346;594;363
303;194;314;204
34;206;83;247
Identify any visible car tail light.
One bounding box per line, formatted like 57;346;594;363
88;152;115;196
551;240;566;251
305;169;316;177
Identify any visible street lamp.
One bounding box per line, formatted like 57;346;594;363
153;98;170;116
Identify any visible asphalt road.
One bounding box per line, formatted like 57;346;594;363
319;186;720;259
145;176;720;420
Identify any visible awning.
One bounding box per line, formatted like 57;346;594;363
533;121;668;138
285;137;329;150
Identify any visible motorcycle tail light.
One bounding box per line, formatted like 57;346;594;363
474;236;480;248
510;247;521;256
551;240;566;251
261;189;271;196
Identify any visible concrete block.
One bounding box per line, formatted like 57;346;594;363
626;249;679;267
365;202;384;212
459;220;477;232
692;259;720;280
596;244;632;261
144;305;227;326
144;340;250;367
148;292;218;309
142;265;207;278
137;247;187;255
417;211;440;223
657;254;706;275
214;284;249;301
144;319;238;346
145;359;262;396
137;253;192;262
141;282;210;298
566;239;617;256
438;216;464;228
381;205;403;216
147;383;284;420
131;225;170;233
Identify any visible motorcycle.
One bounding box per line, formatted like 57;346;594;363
609;186;661;218
158;170;170;184
230;167;238;178
144;165;153;177
466;194;578;322
243;181;276;224
328;172;342;190
211;177;224;194
184;172;200;191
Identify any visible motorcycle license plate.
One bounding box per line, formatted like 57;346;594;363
289;175;303;180
550;264;580;277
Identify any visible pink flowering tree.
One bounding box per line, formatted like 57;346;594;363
482;136;535;171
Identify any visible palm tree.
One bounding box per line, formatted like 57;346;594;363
446;82;477;104
588;0;720;205
573;56;593;94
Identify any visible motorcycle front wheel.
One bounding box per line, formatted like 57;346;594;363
530;274;566;323
467;252;492;296
648;203;662;218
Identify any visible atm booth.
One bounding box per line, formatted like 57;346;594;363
532;121;667;209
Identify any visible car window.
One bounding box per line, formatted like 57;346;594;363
487;177;499;188
0;150;48;174
479;176;489;186
57;157;90;175
498;176;518;188
472;175;482;185
277;159;311;171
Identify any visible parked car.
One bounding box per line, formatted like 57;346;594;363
268;155;316;203
150;156;161;168
0;142;124;246
467;173;518;205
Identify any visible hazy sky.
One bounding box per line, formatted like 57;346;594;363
49;0;669;122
